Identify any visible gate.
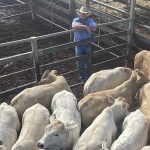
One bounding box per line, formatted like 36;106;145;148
0;0;136;100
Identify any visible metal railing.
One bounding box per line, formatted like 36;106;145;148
0;19;128;97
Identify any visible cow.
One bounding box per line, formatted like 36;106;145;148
140;81;150;143
141;146;150;150
79;69;148;127
73;97;129;150
134;50;150;80
10;70;72;118
111;109;149;150
84;67;132;96
0;103;20;150
11;103;50;150
37;90;81;150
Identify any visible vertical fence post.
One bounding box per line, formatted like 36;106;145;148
69;0;74;42
30;0;35;20
31;37;41;82
126;0;136;66
86;0;90;5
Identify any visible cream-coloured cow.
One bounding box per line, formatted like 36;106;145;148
141;146;150;150
0;103;20;150
84;67;132;96
79;69;148;127
38;90;81;150
11;103;49;150
73;97;129;150
10;70;72;117
111;109;149;150
134;50;150;80
140;81;150;143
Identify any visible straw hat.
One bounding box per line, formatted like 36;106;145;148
76;6;91;15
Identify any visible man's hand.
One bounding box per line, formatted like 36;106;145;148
85;26;91;33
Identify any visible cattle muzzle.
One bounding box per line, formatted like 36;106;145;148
37;141;44;149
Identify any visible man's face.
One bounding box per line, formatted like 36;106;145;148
79;12;88;19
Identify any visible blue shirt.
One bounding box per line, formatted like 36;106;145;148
72;16;96;41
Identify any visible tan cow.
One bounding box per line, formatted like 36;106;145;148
134;50;150;80
11;103;50;150
10;70;72;117
140;81;150;143
0;103;20;150
84;67;132;96
79;69;148;127
73;97;129;150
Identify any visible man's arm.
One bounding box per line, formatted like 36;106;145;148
72;22;91;33
88;17;97;32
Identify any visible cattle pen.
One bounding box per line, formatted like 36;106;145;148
0;0;150;101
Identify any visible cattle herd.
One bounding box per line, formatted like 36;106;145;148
0;50;150;150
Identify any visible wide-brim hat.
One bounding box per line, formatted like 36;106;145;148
76;6;91;15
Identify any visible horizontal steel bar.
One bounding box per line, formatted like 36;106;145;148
40;43;126;68
0;19;128;47
1;11;32;19
36;14;68;31
93;56;125;68
97;19;129;28
0;67;35;80
136;23;150;31
0;37;32;47
70;82;83;88
0;81;36;99
91;0;129;15
0;2;30;8
36;7;70;24
0;51;33;66
16;0;25;4
39;31;126;53
37;0;69;14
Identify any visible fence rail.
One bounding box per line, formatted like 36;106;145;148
0;19;128;97
0;0;134;99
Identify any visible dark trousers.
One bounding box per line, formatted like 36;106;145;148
75;44;91;81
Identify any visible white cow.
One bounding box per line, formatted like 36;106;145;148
0;103;20;150
111;109;149;150
10;70;72;117
11;103;50;150
79;69;148;127
84;67;132;96
141;146;150;150
38;90;81;150
73;97;129;150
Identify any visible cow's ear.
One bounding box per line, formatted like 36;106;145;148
51;70;57;75
108;96;115;104
50;113;56;122
64;122;78;131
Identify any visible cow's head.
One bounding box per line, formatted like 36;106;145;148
37;120;77;150
108;96;129;122
131;69;149;88
38;70;58;85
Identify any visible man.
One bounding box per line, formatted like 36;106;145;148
72;5;97;82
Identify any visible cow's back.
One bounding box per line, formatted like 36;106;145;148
134;50;150;80
83;67;132;96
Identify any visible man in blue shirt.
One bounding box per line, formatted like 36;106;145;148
72;5;96;82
